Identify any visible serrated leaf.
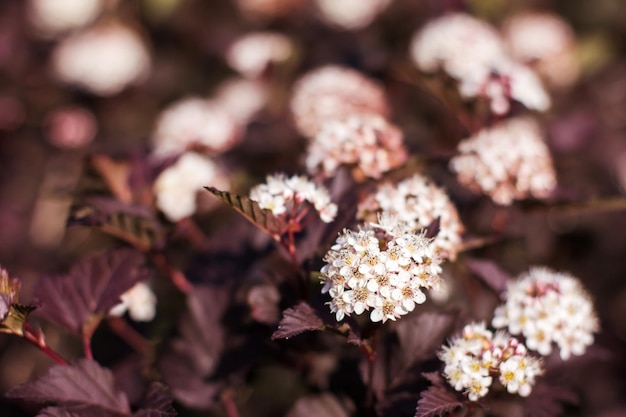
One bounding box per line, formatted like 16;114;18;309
397;312;457;365
204;187;288;239
38;406;121;417
0;303;37;336
7;359;131;415
133;383;177;417
414;384;464;417
36;248;151;334
526;383;578;417
271;302;325;340
464;258;511;294
67;197;164;251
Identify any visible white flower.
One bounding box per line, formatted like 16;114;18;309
450;117;557;205
492;267;600;360
319;213;442;323
213;78;269;124
154;152;229;222
227;32;294;78
152;97;241;158
249;174;337;224
439;322;543;401
52;23;150;96
313;0;392;30
357;174;464;260
109;282;157;322
28;0;103;36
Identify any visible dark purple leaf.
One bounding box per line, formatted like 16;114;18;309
286;394;352;417
204;186;288;239
7;359;130;415
67;197;164;251
526;383;578;417
415;376;464;417
38;407;120;417
272;302;325;340
159;286;227;409
424;217;441;240
133;383;177;417
464;258;511;294
36;248;151;334
396;312;457;365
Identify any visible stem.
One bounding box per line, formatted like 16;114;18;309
22;323;67;365
365;327;380;416
83;333;93;360
107;317;151;356
221;389;241;417
150;252;193;294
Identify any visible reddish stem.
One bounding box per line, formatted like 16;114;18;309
150;252;193;294
365;327;380;416
22;323;67;365
221;389;241;417
83;333;93;360
107;317;151;356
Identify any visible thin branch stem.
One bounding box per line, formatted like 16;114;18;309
365;327;380;416
22;323;67;365
83;333;93;360
107;317;151;356
221;389;241;417
150;252;193;294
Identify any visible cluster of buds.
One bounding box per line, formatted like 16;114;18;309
249;173;338;224
109;282;157;322
226;31;295;79
319;213;442;323
290;65;407;179
306;114;407;180
439;322;543;401
357;174;464;260
410;13;550;115
449;117;556;205
492;267;600;360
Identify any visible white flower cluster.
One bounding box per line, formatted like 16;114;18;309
409;13;550;115
313;0;392;30
151;97;242;158
226;32;295;79
52;22;150;96
357;174;464;260
290;65;390;139
440;322;543;401
320;214;442;323
492;267;600;360
502;12;579;89
450;116;556;205
109;282;157;322
154;152;230;222
249;174;338;223
306;114;407;180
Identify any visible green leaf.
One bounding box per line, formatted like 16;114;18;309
204;187;288;240
0;304;37;336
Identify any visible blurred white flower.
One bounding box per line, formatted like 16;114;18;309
357;174;464;260
227;32;295;78
450;117;557;205
313;0;392;30
502;12;579;88
290;65;390;138
52;23;150;96
152;97;242;158
306;113;407;180
109;282;157;322
213;78;269;124
492;267;600;360
235;0;306;21
28;0;103;36
154;152;229;222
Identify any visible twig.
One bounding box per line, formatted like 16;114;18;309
107;317;151;356
22;323;67;365
221;389;241;417
149;252;193;294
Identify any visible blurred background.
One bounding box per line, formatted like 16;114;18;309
1;0;626;416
